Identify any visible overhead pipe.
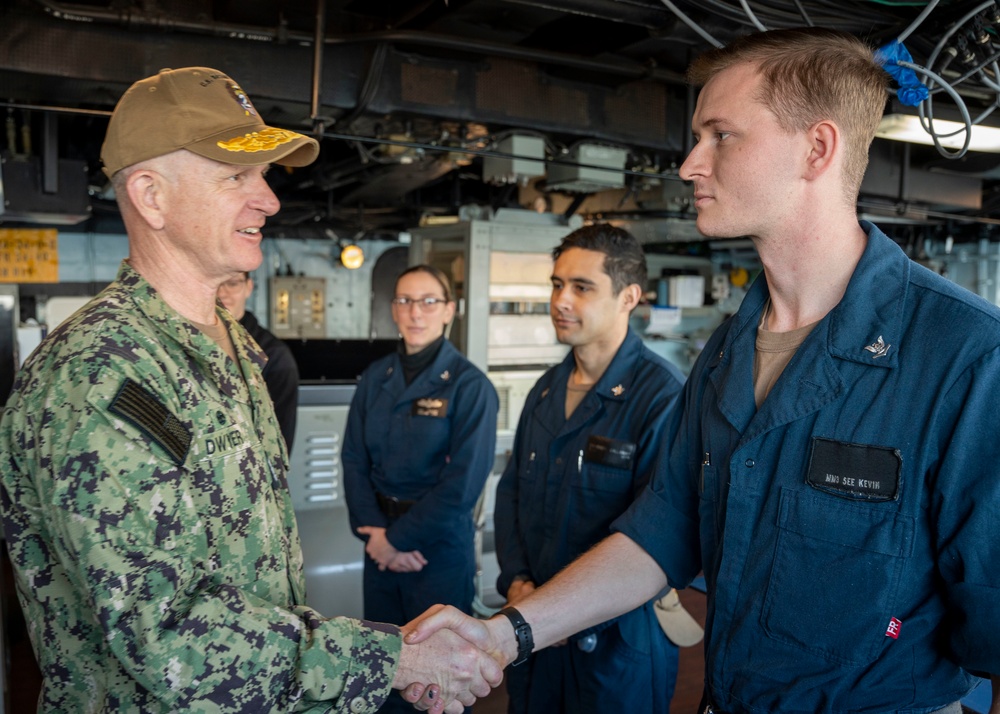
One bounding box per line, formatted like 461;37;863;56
310;0;327;136
0;101;110;119
500;0;680;29
33;0;283;41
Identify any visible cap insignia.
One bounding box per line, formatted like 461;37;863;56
217;127;301;154
227;82;258;117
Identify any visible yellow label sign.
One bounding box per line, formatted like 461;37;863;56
0;229;59;283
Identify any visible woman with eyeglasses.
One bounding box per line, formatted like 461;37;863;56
342;264;498;712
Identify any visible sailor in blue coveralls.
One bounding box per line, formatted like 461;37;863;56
343;265;498;713
494;224;685;714
399;29;1000;714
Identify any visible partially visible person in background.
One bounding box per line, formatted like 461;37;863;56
218;271;299;452
343;264;499;713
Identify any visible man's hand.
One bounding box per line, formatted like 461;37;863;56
505;578;535;606
404;605;519;670
391;608;505;713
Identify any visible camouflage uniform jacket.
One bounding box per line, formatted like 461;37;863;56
0;261;400;713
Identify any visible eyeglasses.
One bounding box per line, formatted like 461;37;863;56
218;277;248;292
392;296;448;311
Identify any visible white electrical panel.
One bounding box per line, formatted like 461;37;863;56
270;276;326;339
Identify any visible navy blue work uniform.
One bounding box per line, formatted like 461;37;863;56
615;223;1000;713
343;338;497;621
495;328;684;714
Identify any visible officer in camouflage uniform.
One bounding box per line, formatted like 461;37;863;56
0;67;499;714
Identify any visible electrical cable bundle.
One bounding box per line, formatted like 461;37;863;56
659;0;1000;160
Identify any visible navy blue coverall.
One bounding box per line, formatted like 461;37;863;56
616;223;1000;713
495;328;685;714
343;338;498;626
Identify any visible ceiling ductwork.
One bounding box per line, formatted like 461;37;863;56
2;0;1000;236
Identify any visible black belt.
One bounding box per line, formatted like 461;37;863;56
376;492;416;519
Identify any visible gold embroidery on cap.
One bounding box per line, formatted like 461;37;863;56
217;127;301;154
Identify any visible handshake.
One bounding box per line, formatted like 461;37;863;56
390;604;521;714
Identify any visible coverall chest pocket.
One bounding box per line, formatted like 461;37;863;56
761;488;913;666
574;462;633;495
574;435;635;495
408;412;450;436
569;461;634;552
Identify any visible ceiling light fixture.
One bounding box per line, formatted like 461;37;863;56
875;113;1000;153
340;244;364;270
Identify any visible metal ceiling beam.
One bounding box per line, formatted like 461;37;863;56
26;0;685;84
497;0;675;29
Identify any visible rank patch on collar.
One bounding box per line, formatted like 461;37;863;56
584;435;636;470
864;335;891;359
805;437;901;501
412;397;448;418
109;379;191;465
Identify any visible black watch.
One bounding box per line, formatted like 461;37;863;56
497;606;534;667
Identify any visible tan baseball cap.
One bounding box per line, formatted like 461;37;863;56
101;67;319;178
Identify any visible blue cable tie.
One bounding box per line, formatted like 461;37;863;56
876;40;930;106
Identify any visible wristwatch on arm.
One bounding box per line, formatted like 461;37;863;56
497;606;534;667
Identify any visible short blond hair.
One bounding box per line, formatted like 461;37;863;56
688;28;889;204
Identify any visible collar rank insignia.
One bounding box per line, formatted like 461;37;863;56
440;370;451;381
864;335;891;359
612;384;625;396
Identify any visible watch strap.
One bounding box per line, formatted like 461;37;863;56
498;606;534;667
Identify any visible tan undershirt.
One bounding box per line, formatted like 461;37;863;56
565;372;594;419
753;301;819;408
190;316;238;363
